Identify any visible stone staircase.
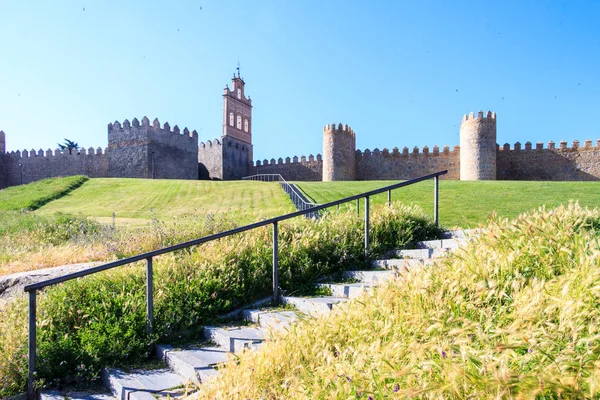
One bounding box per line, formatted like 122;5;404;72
41;229;479;400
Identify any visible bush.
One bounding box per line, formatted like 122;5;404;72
0;202;439;396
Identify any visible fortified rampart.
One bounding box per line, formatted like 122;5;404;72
1;146;108;187
1;102;599;189
252;154;323;181
108;117;198;180
356;145;460;180
497;139;600;180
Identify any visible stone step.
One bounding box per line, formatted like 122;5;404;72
41;390;115;400
242;309;300;331
203;325;266;353
415;238;467;250
316;282;374;299
156;344;230;385
371;258;433;269
102;368;189;400
342;270;397;284
386;248;450;259
281;296;348;316
440;228;483;239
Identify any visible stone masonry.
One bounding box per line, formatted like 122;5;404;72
322;124;356;181
1;80;599;189
460;111;497;180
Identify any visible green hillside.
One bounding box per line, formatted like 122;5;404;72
37;178;295;225
297;180;600;228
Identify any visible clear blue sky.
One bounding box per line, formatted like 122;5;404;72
1;1;599;162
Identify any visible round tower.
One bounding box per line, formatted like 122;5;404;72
0;130;5;154
459;110;497;180
323;123;356;181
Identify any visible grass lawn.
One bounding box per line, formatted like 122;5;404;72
37;178;295;225
0;176;87;211
296;180;600;228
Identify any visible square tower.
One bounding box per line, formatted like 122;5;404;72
220;71;253;179
222;71;253;161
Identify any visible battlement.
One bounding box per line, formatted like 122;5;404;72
199;138;222;148
323;123;355;138
108;117;198;140
7;146;107;159
254;153;322;167
498;138;600;151
355;144;459;157
461;110;496;123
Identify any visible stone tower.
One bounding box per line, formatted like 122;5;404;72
0;130;5;154
459;110;497;180
323;123;356;181
222;70;253;161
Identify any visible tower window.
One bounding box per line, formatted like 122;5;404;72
229;112;234;126
236;115;242;129
237;88;241;99
244;118;249;132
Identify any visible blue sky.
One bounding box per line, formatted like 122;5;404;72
1;1;599;162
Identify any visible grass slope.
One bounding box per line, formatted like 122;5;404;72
37;179;295;225
0;176;88;211
193;203;600;399
297;180;600;228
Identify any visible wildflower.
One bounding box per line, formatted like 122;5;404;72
393;383;400;392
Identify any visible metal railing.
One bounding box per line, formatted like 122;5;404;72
243;174;321;218
23;170;447;399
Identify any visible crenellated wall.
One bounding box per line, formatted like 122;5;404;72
198;138;223;179
222;136;251;180
355;145;460;180
108;117;199;180
1;147;109;188
497;139;600;181
252;154;323;181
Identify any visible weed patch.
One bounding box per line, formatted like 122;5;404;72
0;203;437;396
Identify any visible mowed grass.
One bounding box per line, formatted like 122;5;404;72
297;180;600;228
37;178;295;225
0;175;88;211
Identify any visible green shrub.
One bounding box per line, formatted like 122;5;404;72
0;203;438;395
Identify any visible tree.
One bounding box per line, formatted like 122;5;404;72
58;138;79;154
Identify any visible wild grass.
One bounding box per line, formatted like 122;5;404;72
192;203;600;399
0;203;440;397
297;180;600;228
0;179;295;276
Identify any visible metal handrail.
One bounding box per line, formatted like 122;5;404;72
24;170;447;399
243;174;319;206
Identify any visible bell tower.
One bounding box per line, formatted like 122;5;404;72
222;67;253;161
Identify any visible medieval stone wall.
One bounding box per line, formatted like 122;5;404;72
107;117;198;180
198;139;223;180
497;139;600;181
323;124;356;181
221;136;251;180
0;147;108;188
356;146;460;180
252;154;323;181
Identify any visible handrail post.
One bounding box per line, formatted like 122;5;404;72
146;257;153;335
356;198;360;216
272;222;279;303
365;196;370;258
388;190;391;206
28;290;37;400
434;176;439;227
